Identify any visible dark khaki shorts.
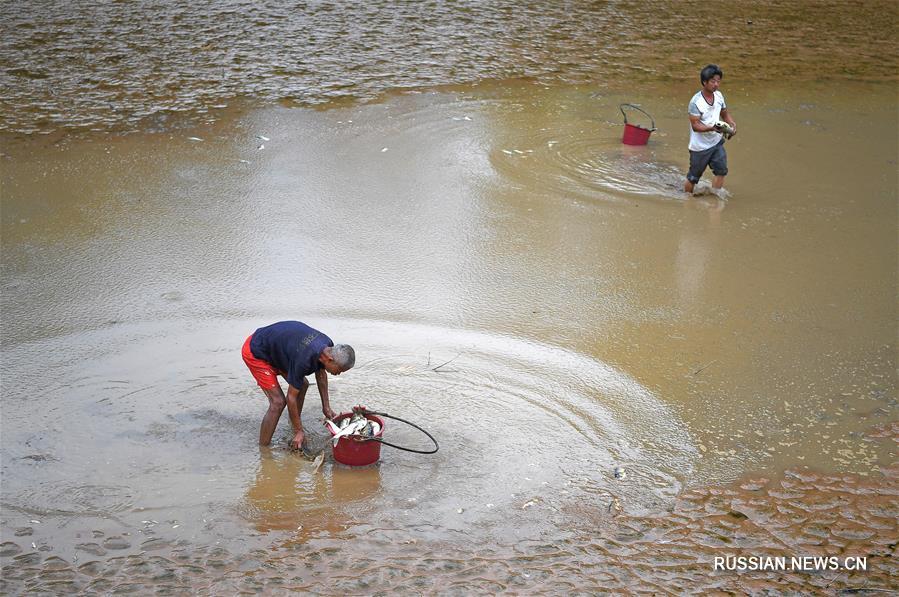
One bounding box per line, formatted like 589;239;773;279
687;140;728;183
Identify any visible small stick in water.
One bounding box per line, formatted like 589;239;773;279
693;360;717;376
432;353;461;372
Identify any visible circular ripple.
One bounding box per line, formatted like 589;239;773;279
1;317;698;548
491;122;687;203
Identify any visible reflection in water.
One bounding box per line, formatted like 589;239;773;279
674;199;724;305
243;447;381;537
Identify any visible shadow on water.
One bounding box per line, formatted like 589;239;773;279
240;447;382;537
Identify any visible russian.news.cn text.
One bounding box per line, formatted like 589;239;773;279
714;555;867;572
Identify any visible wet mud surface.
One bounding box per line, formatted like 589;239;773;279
2;1;897;593
1;0;896;136
3;444;896;594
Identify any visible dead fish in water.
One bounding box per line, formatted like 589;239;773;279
608;496;623;515
312;452;325;472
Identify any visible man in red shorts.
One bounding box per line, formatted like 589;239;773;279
242;321;355;450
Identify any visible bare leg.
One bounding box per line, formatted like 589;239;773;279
712;175;725;189
684;179;695;193
259;385;287;446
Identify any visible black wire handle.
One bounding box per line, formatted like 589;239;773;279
357;410;439;454
619;103;657;131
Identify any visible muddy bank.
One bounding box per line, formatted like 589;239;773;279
1;0;896;136
3;448;896;594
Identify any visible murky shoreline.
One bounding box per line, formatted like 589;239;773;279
3;454;896;593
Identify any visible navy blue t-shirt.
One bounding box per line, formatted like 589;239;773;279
249;321;333;389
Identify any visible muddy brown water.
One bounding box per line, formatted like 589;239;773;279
2;1;898;593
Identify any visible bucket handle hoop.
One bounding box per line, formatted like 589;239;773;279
619;103;656;131
352;410;439;454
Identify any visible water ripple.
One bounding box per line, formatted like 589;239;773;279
1;0;894;135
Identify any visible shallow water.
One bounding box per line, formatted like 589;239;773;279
2;0;898;593
3;81;896;593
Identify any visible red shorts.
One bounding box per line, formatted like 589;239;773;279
242;334;283;390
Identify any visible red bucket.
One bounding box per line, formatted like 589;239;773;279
329;412;385;466
620;104;656;145
622;123;652;145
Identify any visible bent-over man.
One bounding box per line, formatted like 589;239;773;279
242;320;355;450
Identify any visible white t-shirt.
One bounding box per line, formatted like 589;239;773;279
687;90;726;151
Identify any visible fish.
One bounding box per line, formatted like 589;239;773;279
312;451;325;472
608;496;622;515
330;418;369;445
329;412;381;444
360;420;381;438
338;412;365;430
714;121;735;139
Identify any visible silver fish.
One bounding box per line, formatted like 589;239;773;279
312;452;325;472
360;420;382;438
714;121;735;139
330;418;368;445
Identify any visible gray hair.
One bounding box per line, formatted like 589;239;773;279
331;344;355;370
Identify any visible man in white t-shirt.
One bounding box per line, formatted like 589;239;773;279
684;64;737;194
